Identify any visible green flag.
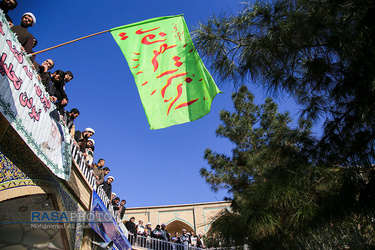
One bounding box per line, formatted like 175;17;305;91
110;15;221;130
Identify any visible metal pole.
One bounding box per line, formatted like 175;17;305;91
147;207;150;222
30;29;110;56
193;205;197;233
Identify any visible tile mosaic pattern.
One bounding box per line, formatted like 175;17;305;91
0;151;84;249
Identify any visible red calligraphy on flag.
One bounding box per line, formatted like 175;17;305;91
151;44;177;72
141;34;166;45
135;27;159;34
160;72;188;98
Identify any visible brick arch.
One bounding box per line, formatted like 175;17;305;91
0;186;56;203
0;194;67;249
165;219;194;236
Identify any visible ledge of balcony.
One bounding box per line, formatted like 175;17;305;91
61;156;93;211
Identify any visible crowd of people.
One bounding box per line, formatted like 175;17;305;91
2;2;215;248
1;0;81;138
1;0;126;217
124;217;206;249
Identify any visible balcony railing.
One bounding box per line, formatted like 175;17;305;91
128;234;250;250
70;141;110;207
70;139;247;250
128;234;205;250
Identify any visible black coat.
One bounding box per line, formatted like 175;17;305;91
0;2;13;23
74;130;87;153
48;79;67;104
119;205;126;220
161;228;170;241
33;62;52;89
11;25;34;54
125;221;136;234
100;181;112;200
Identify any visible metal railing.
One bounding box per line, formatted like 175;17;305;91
128;234;203;250
206;247;248;250
70;141;110;208
71;141;248;250
128;234;250;250
127;234;250;250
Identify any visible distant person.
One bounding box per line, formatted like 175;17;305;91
161;223;170;241
189;230;198;247
29;37;37;62
197;233;205;248
111;197;120;218
34;58;54;88
11;12;36;54
48;70;67;105
74;127;95;153
63;108;79;137
152;224;164;250
112;196;119;205
56;96;68;116
92;158;105;179
144;222;153;248
63;71;73;90
92;159;107;186
137;219;145;236
0;0;18;26
180;229;190;250
125;217;137;245
111;192;116;203
99;175;114;200
160;223;170;249
145;222;152;237
171;231;181;244
171;232;180;250
95;166;109;188
136;219;146;246
119;199;126;221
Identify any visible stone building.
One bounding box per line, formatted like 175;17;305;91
124;201;230;235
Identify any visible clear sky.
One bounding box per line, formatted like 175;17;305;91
9;1;301;208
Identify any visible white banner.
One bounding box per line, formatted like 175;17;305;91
0;11;71;180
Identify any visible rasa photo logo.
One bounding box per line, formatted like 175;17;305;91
31;211;113;223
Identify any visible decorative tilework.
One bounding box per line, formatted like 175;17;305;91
0;151;84;249
56;184;82;249
0;129;54;182
0;151;55;190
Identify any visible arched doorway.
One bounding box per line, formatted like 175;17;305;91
165;219;194;236
0;194;67;249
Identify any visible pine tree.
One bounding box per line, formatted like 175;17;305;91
202;86;374;249
194;0;375;167
195;1;375;247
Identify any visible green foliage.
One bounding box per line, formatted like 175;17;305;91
196;1;375;248
201;86;374;249
295;216;374;249
194;0;375;167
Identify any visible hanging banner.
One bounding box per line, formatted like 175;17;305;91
90;190;131;250
0;11;71;180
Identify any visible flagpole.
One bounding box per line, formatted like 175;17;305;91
29;29;110;56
